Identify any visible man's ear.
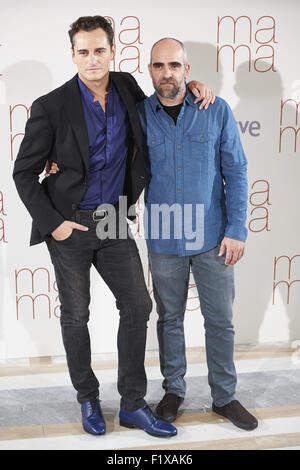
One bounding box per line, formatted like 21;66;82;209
184;63;191;80
71;48;76;64
111;44;116;61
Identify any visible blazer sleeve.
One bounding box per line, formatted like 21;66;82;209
12;99;65;237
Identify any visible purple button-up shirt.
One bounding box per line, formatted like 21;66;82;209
77;76;129;209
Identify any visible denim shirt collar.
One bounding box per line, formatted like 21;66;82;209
148;86;195;113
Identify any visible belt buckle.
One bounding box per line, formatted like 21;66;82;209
92;210;108;221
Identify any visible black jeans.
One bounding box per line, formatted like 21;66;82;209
46;210;152;411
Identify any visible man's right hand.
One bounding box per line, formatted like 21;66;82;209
52;220;88;241
45;161;60;177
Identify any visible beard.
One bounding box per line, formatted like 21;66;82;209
153;79;185;99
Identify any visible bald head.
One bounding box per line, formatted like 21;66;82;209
148;37;190;103
150;38;188;65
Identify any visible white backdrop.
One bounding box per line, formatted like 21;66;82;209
0;0;300;359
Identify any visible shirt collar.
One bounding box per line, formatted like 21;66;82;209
77;75;114;103
185;88;195;106
150;85;194;113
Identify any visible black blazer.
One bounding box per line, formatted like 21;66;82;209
13;72;149;245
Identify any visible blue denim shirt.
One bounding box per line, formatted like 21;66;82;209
137;91;248;256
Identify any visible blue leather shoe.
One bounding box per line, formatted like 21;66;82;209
81;399;106;435
119;405;177;437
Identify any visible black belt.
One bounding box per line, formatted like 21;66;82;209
92;209;108;221
75;209;109;221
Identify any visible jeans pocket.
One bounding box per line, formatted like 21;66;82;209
53;229;76;244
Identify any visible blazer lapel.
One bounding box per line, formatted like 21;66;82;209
110;72;133;114
63;75;90;174
110;72;142;141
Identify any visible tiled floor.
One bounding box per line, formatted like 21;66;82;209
0;345;300;450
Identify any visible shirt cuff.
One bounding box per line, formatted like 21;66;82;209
224;224;248;242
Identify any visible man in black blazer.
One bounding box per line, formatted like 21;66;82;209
13;16;213;437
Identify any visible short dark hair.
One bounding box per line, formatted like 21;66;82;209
68;16;114;50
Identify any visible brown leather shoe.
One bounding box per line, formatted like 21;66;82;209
212;400;258;431
155;393;184;423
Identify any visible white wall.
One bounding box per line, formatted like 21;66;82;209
0;0;299;359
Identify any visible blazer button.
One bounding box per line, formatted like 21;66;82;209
72;204;77;210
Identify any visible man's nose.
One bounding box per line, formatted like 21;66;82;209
88;53;98;63
162;66;172;78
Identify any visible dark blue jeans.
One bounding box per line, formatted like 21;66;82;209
46;210;152;412
149;245;236;407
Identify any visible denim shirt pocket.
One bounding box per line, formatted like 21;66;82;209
147;134;167;177
189;134;211;159
147;134;165;158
